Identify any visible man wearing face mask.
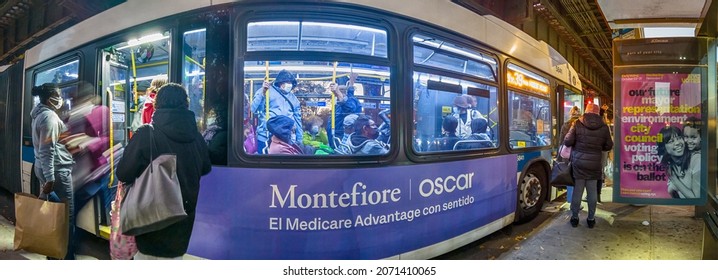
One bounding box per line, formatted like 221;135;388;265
30;83;76;260
251;69;303;154
349;114;389;155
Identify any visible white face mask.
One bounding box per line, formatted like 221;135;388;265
281;83;293;93
206;117;216;126
290;133;297;143
49;96;63;110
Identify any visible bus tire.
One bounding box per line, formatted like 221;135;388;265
515;165;547;224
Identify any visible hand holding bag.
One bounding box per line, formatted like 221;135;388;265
110;182;137;259
13;193;69;259
120;126;187;236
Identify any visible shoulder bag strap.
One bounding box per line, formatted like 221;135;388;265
277;91;302;128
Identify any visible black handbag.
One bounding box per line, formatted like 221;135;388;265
550;159;574;187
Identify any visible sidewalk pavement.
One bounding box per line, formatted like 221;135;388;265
500;186;703;260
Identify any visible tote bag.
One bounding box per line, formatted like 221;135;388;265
550;160;574;187
110;182;137;259
120;126;186;236
13;193;68;259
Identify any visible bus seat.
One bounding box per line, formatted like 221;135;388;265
453;140;495;150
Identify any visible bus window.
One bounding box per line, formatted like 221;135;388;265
243;61;391;156
508;91;551;148
411;33;499;153
412;73;498;153
247;21;388;58
34;60;79;86
182;28;207;130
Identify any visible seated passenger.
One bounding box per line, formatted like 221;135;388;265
467;117;491;142
302;116;329;148
350;115;389;155
267;116;303;155
455;117;495;149
437;115;460;151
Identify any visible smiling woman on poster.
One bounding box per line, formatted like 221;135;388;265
657;125;700;198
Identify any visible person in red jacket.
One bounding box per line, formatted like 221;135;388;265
141;76;168;124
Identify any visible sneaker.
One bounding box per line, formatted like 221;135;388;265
570;217;579;227
587;219;596;228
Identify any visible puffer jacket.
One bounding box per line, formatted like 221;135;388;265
564;113;613;180
116;108;211;258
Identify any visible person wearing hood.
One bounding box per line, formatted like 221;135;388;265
117;83;211;259
563;103;613;228
267;115;304;155
30;83;76;260
251;69;303;154
350;114;389;155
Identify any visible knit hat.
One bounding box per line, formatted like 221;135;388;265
267;115;295;143
585;103;600;115
273;69;297;89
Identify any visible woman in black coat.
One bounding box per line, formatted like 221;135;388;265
563;103;613;228
117;83;212;259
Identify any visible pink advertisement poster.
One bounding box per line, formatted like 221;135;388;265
619;73;702;200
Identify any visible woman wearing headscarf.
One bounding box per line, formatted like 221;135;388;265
563;103;613;228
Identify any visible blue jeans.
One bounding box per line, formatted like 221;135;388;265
570;179;597;221
37;167;75;260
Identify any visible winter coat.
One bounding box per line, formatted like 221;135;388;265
564;113;613;180
268;136;303;155
31;104;74;182
332;86;362;138
251;85;303;143
350;134;389;155
116;108;211;258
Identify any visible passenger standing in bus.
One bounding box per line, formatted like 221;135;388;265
563;103;612;228
251;69;303;154
329;73;362;139
141;77;168;124
117;83;211;259
452;95;484;138
350;115;389;155
30;83;76;260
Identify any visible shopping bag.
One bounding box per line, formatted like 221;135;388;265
120;126;186;236
13;193;68;259
110;182;137;260
550;160;574;187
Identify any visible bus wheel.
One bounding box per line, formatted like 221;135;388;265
516;165;547;223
